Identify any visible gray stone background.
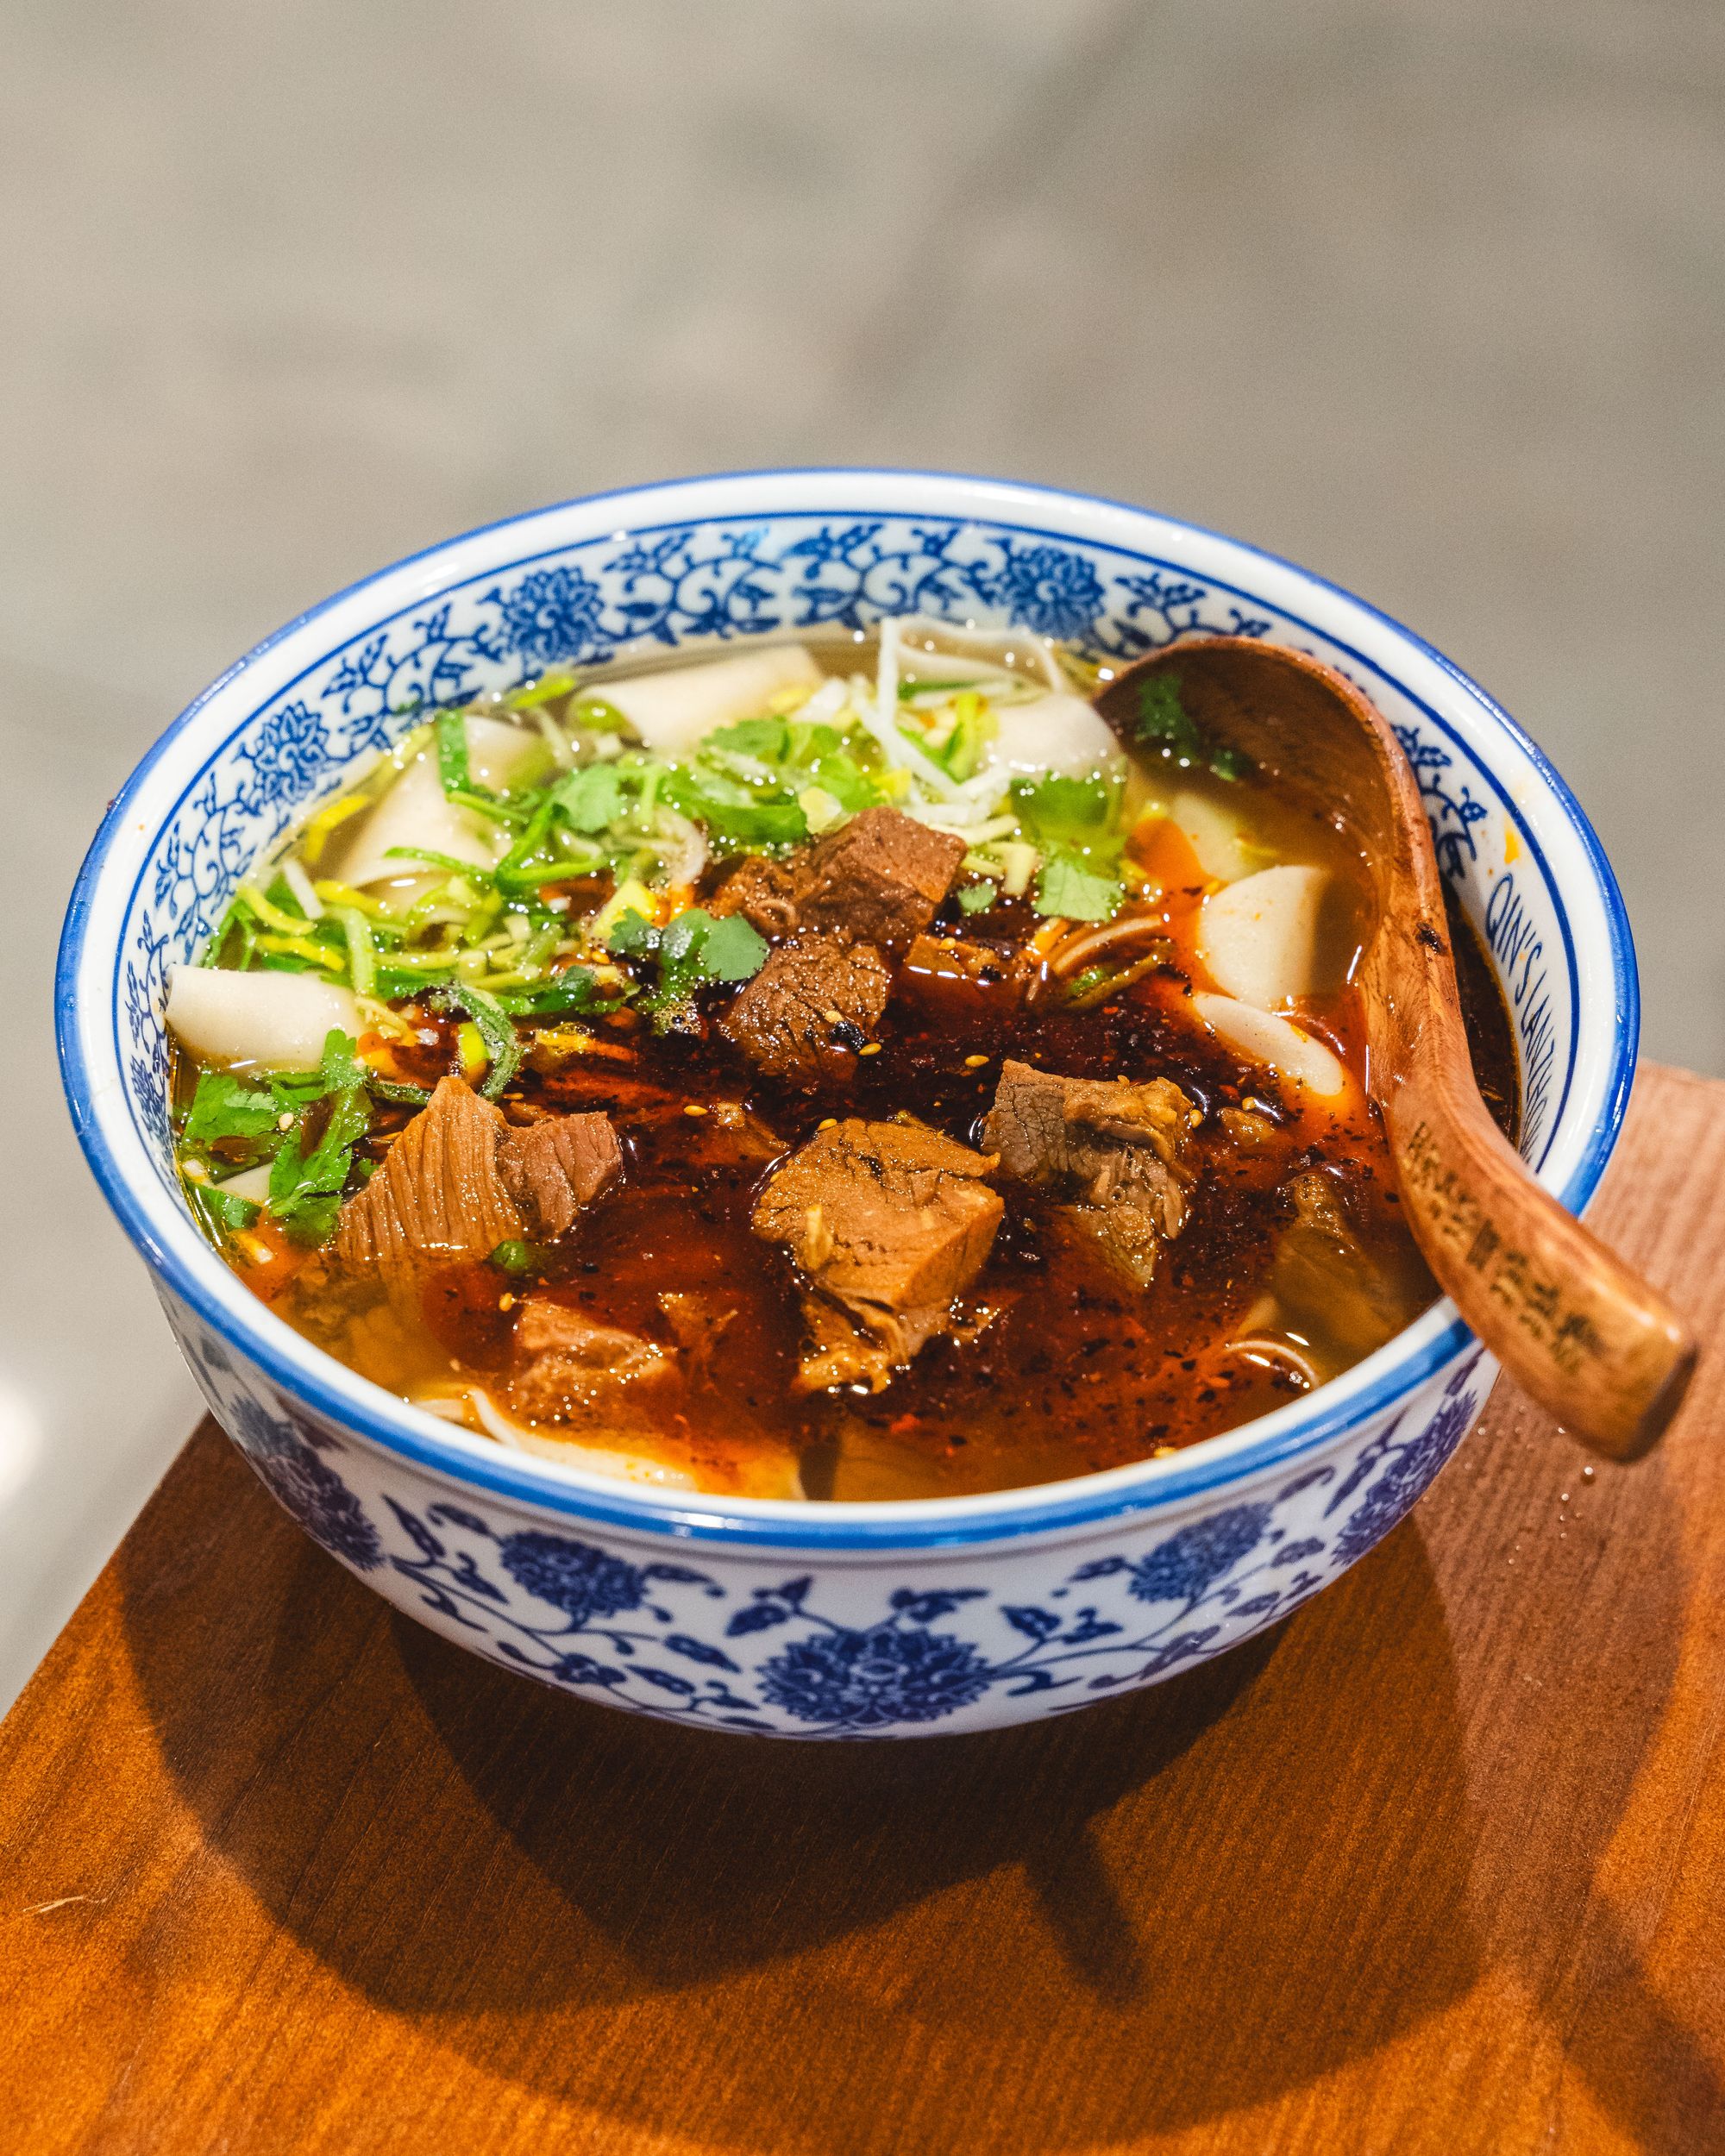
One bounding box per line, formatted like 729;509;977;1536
4;0;1721;1708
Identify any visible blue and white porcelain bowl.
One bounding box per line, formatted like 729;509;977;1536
57;471;1636;1739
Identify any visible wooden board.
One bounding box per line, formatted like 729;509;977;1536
2;1062;1722;2156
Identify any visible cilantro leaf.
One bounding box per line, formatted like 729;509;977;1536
264;1029;367;1112
957;881;995;914
605;907;658;958
1034;849;1123;923
195;1187;262;1234
605;906;768;1027
1013;773;1126;922
704;718;790;762
182;1070;279;1151
1134;673;1203;760
180;1031;372;1206
806;750;883;813
697;912;769;981
662;768;807;848
1012;772;1115;837
1209;743;1253;781
267;1081;371;1244
553;763;627;833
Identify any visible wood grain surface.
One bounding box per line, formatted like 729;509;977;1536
2;1062;1722;2156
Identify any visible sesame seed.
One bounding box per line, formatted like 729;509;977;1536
683;1103;707;1117
823;1008;844;1024
818;1118;837;1129
499;1294;516;1312
963;1054;988;1068
858;1042;882;1056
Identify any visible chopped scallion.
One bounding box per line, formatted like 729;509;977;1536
435;708;472;796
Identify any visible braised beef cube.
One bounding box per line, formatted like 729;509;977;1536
718;931;890;1083
794;1293;896;1395
708;854;803;938
1272;1170;1410;1363
499;1112;623;1238
982;1059;1195;1288
901;931;1023;1015
509;1299;677;1427
336;1078;524;1297
751;1117;1002;1392
657;1289;738;1381
336;1081;621;1308
796;808;966;944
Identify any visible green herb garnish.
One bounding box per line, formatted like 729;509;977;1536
381;845;496;883
182;1071;280;1153
605;906;768;1028
1034;850;1123;923
1011;771;1126;923
260;1030;373;1244
1135;671;1252;781
435;708;472;796
430;983;524;1099
268;1083;371;1244
487;968;613;1019
553;763;629;833
193;1186;262;1235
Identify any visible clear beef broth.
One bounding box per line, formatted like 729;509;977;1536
175;627;1520;1501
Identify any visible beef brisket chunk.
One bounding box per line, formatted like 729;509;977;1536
718;931;890;1083
335;1079;621;1303
794;1291;897;1395
1272;1170;1407;1362
708;854;803;937
335;1078;523;1288
751;1117;1002;1392
508;1299;676;1427
657;1289;738;1380
499;1112;623;1238
712;808;965;947
795;808;966;944
982;1059;1195;1288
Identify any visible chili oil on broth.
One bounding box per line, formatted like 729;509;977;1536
170;624;1520;1502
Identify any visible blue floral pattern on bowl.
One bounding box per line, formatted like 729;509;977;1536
64;471;1637;1737
166;1296;1488;1738
117;511;1556;1170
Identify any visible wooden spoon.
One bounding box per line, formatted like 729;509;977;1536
1094;636;1697;1460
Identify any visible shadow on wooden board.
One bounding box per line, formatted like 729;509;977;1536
102;1420;1708;2154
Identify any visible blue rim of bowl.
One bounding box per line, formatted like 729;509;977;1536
56;468;1640;1550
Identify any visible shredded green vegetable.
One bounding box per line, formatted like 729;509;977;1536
174;644;1170;1253
431;982;525;1099
435;708;472;796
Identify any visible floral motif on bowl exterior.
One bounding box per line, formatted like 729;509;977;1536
170;1303;1488;1739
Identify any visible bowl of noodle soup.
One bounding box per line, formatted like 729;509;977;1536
57;469;1636;1738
